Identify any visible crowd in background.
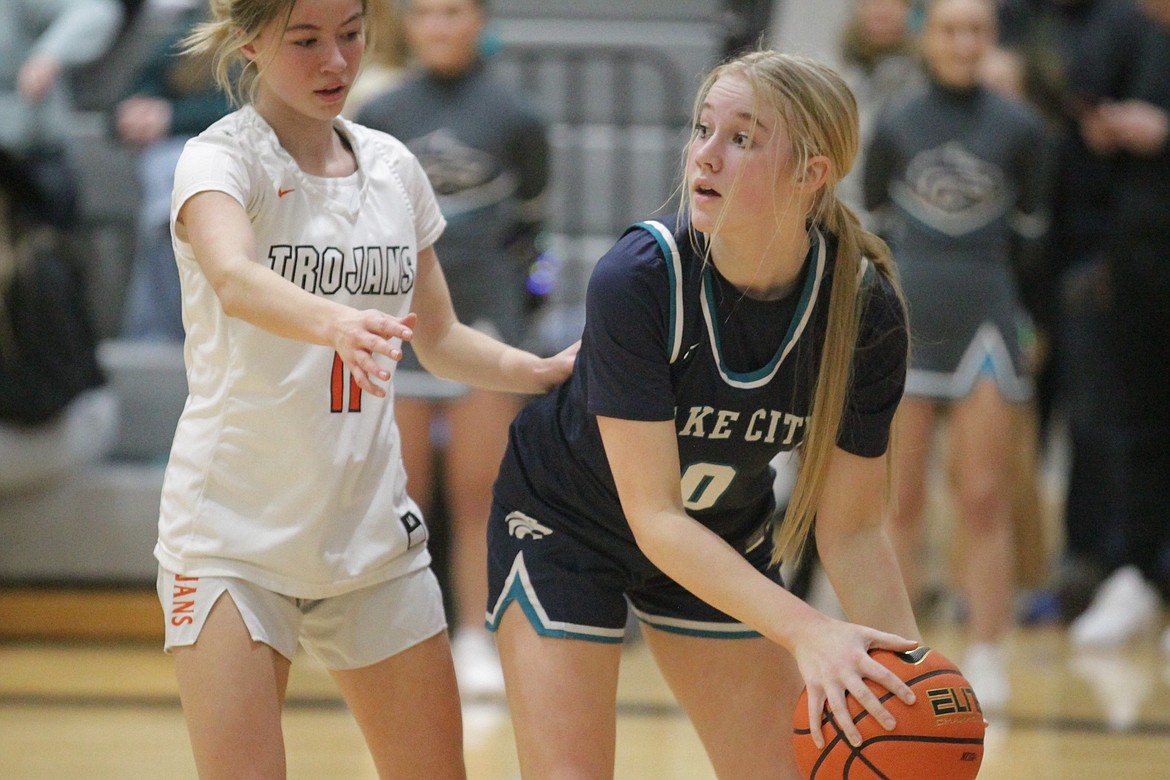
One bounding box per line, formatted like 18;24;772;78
1;0;1169;717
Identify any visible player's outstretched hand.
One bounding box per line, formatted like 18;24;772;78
791;616;918;750
333;310;418;398
533;339;580;392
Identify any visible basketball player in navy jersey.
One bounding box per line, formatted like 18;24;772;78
485;50;921;779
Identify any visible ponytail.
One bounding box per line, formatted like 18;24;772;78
770;194;906;566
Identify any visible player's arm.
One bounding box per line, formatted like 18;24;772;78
179;190;413;397
597;416;916;748
814;447;920;642
407;244;576;394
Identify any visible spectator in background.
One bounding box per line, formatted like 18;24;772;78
781;0;924;613
0;0;125;226
837;0;924;229
116;3;232;341
975;37;1058;626
864;0;1050;711
721;0;776;57
343;0;409;117
1060;0;1170;652
0;148;117;494
357;0;550;696
992;0;1134;622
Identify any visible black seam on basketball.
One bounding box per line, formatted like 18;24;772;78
809;711;857;778
840;734;984;779
852;668;964;726
843;747;893;779
856;735;986;746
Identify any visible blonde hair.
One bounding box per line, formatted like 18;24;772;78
183;0;369;106
684;50;907;566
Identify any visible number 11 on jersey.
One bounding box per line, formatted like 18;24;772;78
330;352;362;413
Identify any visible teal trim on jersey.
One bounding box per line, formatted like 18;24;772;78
630;605;762;639
699;230;827;389
636;220;684;364
487;579;623;644
484;553;626;644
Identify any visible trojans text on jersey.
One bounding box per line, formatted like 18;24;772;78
266;244;416;296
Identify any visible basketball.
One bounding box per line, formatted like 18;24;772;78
792;647;986;779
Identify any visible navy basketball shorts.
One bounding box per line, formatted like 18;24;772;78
484;499;783;643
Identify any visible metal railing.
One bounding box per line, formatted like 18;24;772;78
494;43;694;290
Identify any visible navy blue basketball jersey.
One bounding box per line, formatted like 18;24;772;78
493;215;907;571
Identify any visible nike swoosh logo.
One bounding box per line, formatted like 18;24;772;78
278;187;295;198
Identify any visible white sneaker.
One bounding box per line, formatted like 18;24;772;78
1071;649;1152;730
963;642;1010;714
451;630;505;697
1069;566;1161;648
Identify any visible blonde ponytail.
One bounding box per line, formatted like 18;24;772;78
771;195;905;566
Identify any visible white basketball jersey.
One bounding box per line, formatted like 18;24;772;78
154;106;446;598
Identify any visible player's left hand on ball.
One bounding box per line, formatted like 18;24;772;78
333;310;417;398
793;618;918;749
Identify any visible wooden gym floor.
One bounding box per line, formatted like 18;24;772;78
2;587;1170;778
3;425;1169;778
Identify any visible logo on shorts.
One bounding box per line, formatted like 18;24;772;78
506;510;554;540
171;574;200;627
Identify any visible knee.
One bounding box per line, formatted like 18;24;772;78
956;475;1011;535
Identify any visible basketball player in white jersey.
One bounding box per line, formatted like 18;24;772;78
151;1;575;777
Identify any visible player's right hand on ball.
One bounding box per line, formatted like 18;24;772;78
791;617;918;749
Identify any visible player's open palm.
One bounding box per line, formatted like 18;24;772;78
790;616;918;749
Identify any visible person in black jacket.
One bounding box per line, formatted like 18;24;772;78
995;0;1138;623
0;148;117;492
1061;0;1170;651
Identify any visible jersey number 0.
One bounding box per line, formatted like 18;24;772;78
680;462;737;511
